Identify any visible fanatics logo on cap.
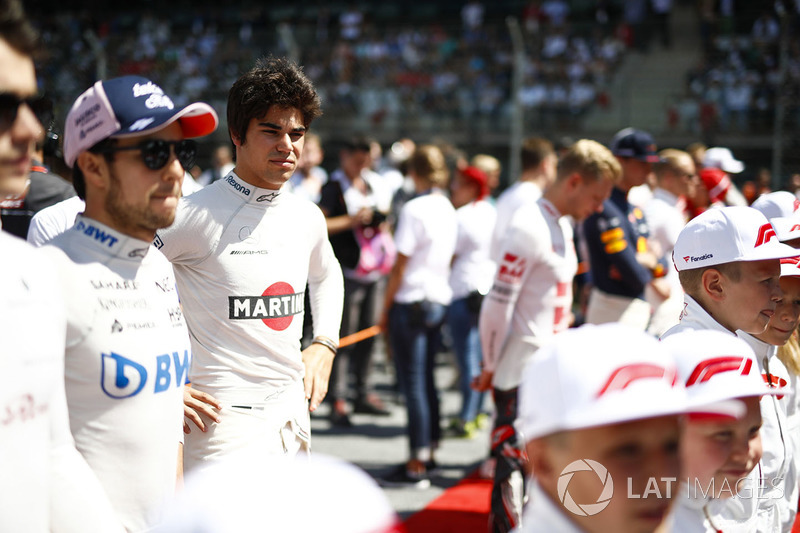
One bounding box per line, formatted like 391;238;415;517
683;254;713;264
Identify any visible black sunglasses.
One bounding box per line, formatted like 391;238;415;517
0;92;48;129
97;139;198;171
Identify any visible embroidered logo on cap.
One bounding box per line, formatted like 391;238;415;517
755;223;778;247
685;356;752;386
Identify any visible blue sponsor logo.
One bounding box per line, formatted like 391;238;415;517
75;220;119;248
100;350;191;399
226;175;251;196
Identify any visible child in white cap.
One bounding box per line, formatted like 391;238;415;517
662;330;782;532
750;192;800;531
663;205;798;531
516;323;706;533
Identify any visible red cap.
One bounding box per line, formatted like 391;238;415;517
700;167;731;204
460;166;489;200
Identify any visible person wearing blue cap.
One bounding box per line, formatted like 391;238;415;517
580;127;669;331
42;73;219;531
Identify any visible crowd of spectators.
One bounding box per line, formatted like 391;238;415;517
30;1;637;143
670;2;800;136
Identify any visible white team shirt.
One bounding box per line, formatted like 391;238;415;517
27;178;200;247
480;197;576;389
392;190;457;305
27;195;84;246
0;230;122;533
643;188;688;335
490;181;542;262
662;296;791;532
154;171;344;404
44;215;190;532
737;331;796;532
450;198;497;299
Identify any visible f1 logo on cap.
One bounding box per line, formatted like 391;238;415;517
685;356;752;386
597;363;677;397
754;223;777;247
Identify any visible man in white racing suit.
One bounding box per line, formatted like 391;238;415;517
44;74;219;531
156;56;344;472
476;140;621;532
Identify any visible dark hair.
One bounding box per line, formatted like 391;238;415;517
227;56;322;148
71;138;116;200
0;0;40;58
521;137;555;171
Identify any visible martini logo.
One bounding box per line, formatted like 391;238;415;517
754;223;777;247
228;282;304;331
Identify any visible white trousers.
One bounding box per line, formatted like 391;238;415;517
585;288;651;331
184;380;311;474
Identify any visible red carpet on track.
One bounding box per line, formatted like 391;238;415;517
404;474;492;533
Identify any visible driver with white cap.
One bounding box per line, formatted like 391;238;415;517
43;75;219;531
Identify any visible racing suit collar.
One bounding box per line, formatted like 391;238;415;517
71;214;153;261
221;171;286;206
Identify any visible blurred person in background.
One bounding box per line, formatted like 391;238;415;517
196;144;234;186
471;153;502;198
377;144;457;489
581;128;668;330
319;135;396;427
446;165;496;438
287;131;327;204
490;137;557;262
701;146;748;207
643;149;698;336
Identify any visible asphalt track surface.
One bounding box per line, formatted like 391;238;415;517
310;338;494;520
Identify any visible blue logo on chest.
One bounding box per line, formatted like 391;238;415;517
100;350;191;399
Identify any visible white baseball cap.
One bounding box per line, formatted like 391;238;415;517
751;191;800;243
781;256;800;277
518;323;697;441
662;330;780;418
156;453;401;532
672;206;799;272
703;147;744;174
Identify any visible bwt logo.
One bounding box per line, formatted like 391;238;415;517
75;220;118;248
558;460;614;516
683;253;713;263
100;350;190;399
